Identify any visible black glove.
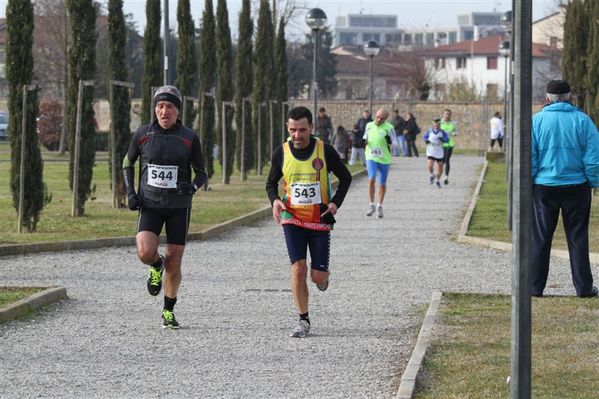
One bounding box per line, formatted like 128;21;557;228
425;140;430;144
177;182;197;195
127;193;140;211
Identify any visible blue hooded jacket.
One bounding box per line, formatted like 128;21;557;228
532;102;599;187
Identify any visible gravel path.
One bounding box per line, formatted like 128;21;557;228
1;155;593;398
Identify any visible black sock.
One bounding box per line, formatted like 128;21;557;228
150;255;163;269
164;296;177;312
299;312;310;324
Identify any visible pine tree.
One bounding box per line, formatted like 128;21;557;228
274;16;288;145
562;0;589;110
303;26;338;99
585;0;599;123
234;0;253;177
141;0;162;124
198;0;216;179
6;0;50;232
108;0;131;207
253;0;274;173
65;0;97;216
175;0;197;127
215;0;235;183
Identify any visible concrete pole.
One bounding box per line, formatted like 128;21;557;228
510;1;533;397
269;100;274;160
240;99;246;181
312;29;319;119
257;103;263;175
369;55;374;115
109;82;116;208
221;101;227;184
17;85;28;233
71;80;84;217
163;0;169;85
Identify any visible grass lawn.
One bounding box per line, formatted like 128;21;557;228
467;160;599;252
0;287;44;308
414;293;599;398
0;146;364;244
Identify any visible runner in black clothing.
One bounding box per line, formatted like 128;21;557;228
266;106;352;338
123;85;207;329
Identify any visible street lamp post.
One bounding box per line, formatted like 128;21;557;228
499;40;510;132
363;40;380;115
305;8;327;118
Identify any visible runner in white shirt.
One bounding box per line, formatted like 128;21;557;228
489;111;505;151
422;118;449;188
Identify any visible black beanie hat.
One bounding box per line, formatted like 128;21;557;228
546;79;571;95
153;85;182;110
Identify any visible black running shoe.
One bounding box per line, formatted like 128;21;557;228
146;255;164;296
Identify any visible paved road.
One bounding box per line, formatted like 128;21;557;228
1;155;592;398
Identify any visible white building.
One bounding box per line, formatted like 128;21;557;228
424;34;561;101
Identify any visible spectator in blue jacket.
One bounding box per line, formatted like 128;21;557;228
531;79;599;298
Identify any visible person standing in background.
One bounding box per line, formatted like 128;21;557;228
489;111;504;151
314;107;333;145
403;112;420;157
391;110;407;156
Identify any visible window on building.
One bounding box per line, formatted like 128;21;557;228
403;33;412;45
415;33;423;46
434;57;446;69
426;33;435;47
464;30;474;40
385;33;401;45
339;32;358;45
448;31;457;43
363;33;381;42
487;56;498;69
456;57;467;69
434;83;446;99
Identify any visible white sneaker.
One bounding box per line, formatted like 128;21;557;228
290;319;310;338
376;206;383;218
366;204;376;216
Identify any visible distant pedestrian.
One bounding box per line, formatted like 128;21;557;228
356;109;372;139
266;106;353;337
404;112;420;157
489;111;504;151
440;108;457;184
423;117;449;188
332;125;348;161
349;123;366;166
531;79;599;298
391;109;407;156
314;107;333;144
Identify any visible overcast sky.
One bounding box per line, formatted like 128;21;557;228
1;0;560;41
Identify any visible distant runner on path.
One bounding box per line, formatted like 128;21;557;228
266;106;352;338
123;85;207;329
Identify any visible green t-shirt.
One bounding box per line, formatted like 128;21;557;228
364;121;394;164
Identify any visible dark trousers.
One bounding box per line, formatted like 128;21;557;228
443;147;453;176
532;183;594;296
406;139;418;157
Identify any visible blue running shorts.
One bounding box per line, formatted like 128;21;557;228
366;160;390;185
283;224;330;272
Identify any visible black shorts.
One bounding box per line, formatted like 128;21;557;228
137;207;191;246
282;224;330;272
427;156;444;162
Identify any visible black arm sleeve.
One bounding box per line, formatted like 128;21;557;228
265;145;284;205
324;144;352;208
191;134;208;189
122;129;142;196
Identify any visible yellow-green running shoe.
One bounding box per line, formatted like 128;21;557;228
162;309;180;329
146;255;164;296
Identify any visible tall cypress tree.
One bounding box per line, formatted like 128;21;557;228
66;0;96;216
562;0;589;110
175;0;197;127
108;0;131;207
141;0;162;124
253;0;274;173
274;16;288;144
303;26;338;99
585;0;599;123
215;0;235;183
198;0;216;179
6;0;50;232
234;0;253;177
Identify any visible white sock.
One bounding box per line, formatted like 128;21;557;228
369;202;375;207
377;203;382;208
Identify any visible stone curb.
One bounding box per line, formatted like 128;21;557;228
457;161;599;264
0;287;68;323
0;169;368;258
395;291;442;399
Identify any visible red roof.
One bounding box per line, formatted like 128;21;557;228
426;34;557;58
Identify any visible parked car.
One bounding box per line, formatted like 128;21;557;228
0;111;8;141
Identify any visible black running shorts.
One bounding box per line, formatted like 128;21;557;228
283;224;330;272
137;207;191;246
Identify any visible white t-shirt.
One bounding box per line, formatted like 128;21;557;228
490;116;504;140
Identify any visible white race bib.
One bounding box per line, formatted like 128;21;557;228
290;182;322;205
369;147;384;158
147;164;178;189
